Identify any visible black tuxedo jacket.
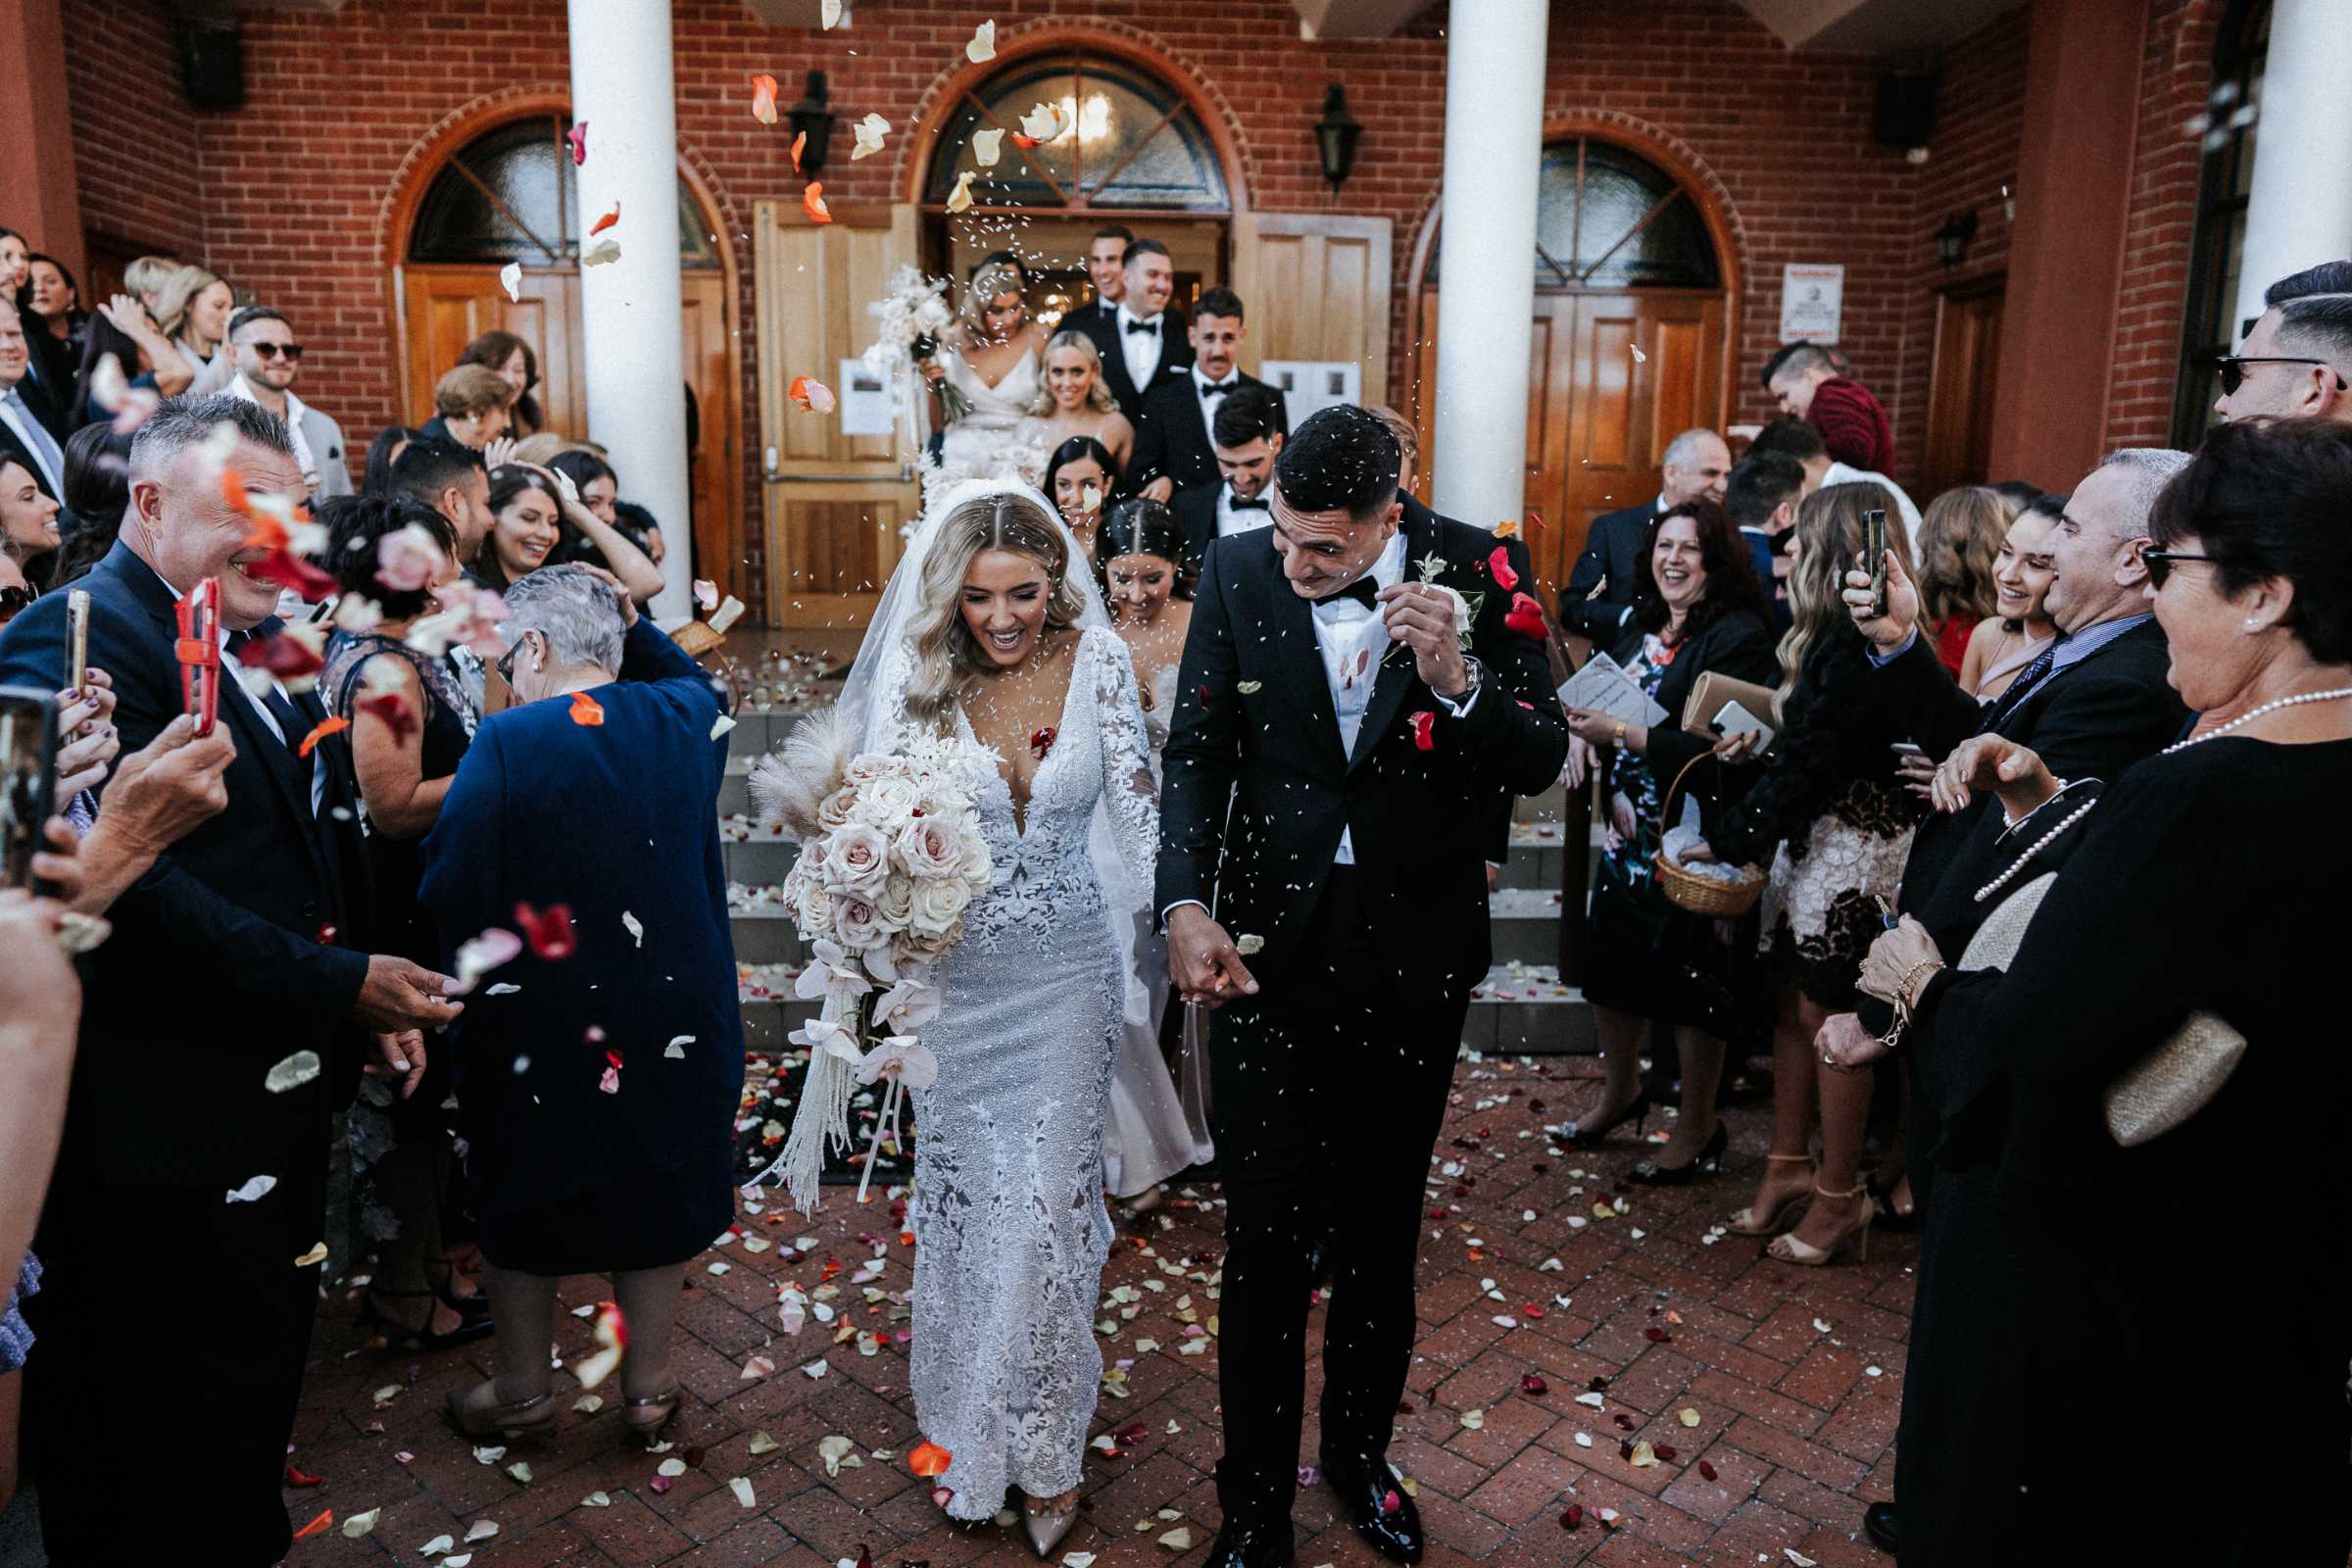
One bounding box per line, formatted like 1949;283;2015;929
0;540;370;1182
0;390;68;504
1155;510;1569;996
1080;304;1192;423
1560;501;1659;641
1126;369;1284;496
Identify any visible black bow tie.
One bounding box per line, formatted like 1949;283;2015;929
1124;318;1158;335
1228;494;1268;512
1200;380;1234;399
1314;576;1380;612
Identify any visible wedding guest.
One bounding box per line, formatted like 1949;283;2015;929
393;436;494;573
364;423;420;496
1956;493;2061;703
154;265;237;397
1029;329;1133;476
1764;340;1895;476
1129;287;1281;502
226;307;352;500
1725;450;1806;634
317;493;490;1352
1102;499;1194;737
52;422;132;588
71;293;193;426
1747;415;1923;546
0;229;24;292
1692;484;1920;1263
2211;265;2352;425
0;458;60;607
0;887;79;1518
546;447;667;575
1071;221;1133;333
1561;427;1731;642
16;253;86;397
1552;499;1775;1180
423;364;514;451
0;393;461;1566
1915;485;2007;676
122;255;180;318
1080;237;1190;422
1;299;72;503
1043;435;1115;562
485;462;662;601
1834;416;2352;1565
1171;385;1284;571
456;329;544;437
419;565;742;1445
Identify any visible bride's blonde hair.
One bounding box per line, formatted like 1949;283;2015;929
903;490;1090;728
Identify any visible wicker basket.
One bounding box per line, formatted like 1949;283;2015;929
1650;753;1767;916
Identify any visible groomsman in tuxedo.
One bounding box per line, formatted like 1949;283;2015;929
1157;408;1569;1568
1067;222;1134;335
1081;237;1191;423
0;393;462;1565
1130;287;1286;501
1170;383;1285;571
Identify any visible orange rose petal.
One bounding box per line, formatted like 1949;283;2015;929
803;182;831;224
908;1440;953;1479
788;375;837;415
751;74;779;125
293;1509;335;1542
790;130;806;173
569;691;606;727
297;714;350;758
590;201;620;235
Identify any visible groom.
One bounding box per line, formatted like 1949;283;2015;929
1157;407;1569;1567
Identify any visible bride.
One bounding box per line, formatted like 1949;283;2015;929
919;261;1051;488
824;479;1158;1553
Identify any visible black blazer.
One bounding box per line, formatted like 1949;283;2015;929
1561;501;1659;642
0;400;66;504
1171;481;1223;573
1605;607;1780;796
1156;510;1569;996
1126;369;1284;496
1080;304;1192;423
0;540;371;1182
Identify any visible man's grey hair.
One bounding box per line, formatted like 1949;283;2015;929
2272;291;2352;372
1662;427;1723;471
2097;447;2195;536
128;393;294;484
503;564;625;675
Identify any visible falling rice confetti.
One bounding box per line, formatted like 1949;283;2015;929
266;1051;322;1093
965;20;996;61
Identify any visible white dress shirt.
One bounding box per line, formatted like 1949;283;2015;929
228;374;319;492
1116;303;1165;396
1190;365;1239;442
1216;484;1271;539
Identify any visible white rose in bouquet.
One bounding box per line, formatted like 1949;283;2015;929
908;875;972;936
874;873;916;933
816;784;858;832
893;816;971;881
823;823;892;900
854;772;920;829
795;877;835;938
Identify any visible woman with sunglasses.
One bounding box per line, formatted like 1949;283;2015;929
316;492;494;1354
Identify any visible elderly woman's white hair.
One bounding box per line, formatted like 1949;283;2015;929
502;564;625;674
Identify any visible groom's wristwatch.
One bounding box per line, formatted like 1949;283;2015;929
1436;655;1483;710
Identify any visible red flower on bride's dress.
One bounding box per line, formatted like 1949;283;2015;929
1029;726;1057;760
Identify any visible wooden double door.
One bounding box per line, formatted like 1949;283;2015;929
398;266;741;597
1416;287;1729;597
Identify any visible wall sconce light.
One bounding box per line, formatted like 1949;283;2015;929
789;71;837;176
1314;83;1361;192
1934;210;1980;270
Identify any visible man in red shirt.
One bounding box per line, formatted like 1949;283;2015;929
1763;341;1895;478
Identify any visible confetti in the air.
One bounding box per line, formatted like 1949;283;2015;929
965;20;996;62
751;74;779;125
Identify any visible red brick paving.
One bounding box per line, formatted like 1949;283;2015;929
282;1058;1911;1567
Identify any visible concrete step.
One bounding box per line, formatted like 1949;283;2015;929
1467;963;1593;1054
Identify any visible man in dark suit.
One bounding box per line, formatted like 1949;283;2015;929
0;393;463;1566
1129;286;1285;500
1079;236;1191;423
1065;221;1134;336
1830;446;2193;1562
1170;383;1285;571
1558;426;1730;642
1157;408;1569;1568
0;298;71;505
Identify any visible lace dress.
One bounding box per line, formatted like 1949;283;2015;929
901;625;1159;1518
934;346;1049;492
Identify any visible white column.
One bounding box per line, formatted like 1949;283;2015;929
1429;0;1549;529
568;0;693;619
2230;0;2352;338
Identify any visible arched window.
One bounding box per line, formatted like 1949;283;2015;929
922;55;1230;212
2172;0;2271;444
1426;136;1720;290
409;114;718;268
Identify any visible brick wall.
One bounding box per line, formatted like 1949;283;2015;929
57;0;2211;616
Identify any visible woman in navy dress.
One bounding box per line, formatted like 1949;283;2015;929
419;564;742;1445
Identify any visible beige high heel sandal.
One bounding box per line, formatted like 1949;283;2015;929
1727;1152;1815;1236
445;1383;557;1442
1767;1184;1879;1266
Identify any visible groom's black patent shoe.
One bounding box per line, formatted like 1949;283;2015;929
1321;1449;1425;1564
1862;1499;1898;1553
1200;1520;1294;1568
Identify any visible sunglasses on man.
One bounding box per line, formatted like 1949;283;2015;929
2212;355;2344;395
246;342;304;362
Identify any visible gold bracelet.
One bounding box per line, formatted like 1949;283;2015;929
1613;719;1628;746
1895;957;1945;1012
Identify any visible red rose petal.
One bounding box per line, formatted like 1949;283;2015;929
1520;1374;1548;1396
1559;1503;1583;1531
1654;1444;1677;1461
1408;710;1436;751
1503;591;1546;640
1487;544;1520;591
1643;1326;1672;1343
513;901;577;959
1698;1459;1719;1481
283;1463;322;1488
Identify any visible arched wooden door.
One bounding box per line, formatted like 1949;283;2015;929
391;111;745;600
1412;134;1735;596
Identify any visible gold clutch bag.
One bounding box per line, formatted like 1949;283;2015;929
1960;875;2246;1148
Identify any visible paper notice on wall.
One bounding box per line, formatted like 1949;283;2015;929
837;357;895;437
1259;360;1361;430
1780;264;1844;343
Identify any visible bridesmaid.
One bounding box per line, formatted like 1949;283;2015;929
1029;331;1134;478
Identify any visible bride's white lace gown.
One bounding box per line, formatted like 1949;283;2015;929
890;624;1159;1520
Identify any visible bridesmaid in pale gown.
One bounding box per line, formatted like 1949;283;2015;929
1097;499;1213;1212
918;260;1052;487
1028;330;1135;478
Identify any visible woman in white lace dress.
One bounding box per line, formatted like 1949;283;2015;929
859;483;1159;1553
919;261;1051;489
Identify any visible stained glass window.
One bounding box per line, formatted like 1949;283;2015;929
923;56;1230;212
409;115;717;268
1427;137;1719;291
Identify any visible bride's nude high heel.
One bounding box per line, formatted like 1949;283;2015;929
1022;1492;1079;1558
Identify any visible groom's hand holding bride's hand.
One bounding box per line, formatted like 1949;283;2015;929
1167;905;1258;1008
1378;582;1471;698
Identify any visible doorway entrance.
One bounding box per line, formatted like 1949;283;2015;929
1921;274;2006;496
1410;133;1737;595
389;109;745;601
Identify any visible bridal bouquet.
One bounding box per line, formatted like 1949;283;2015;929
864;266;969;433
748;708;994;1209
